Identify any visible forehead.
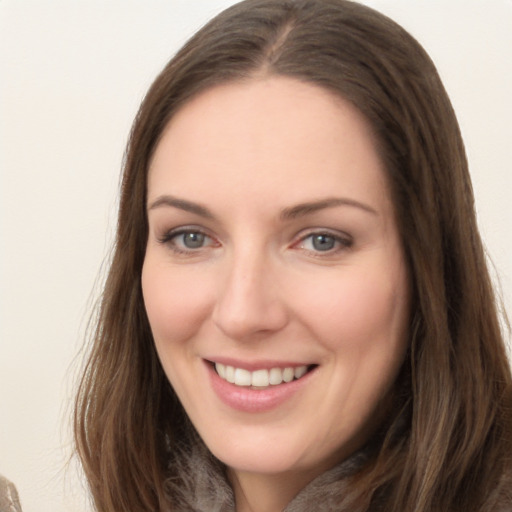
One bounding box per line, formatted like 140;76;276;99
148;77;392;216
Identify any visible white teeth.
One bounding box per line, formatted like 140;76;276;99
294;366;307;379
216;362;226;379
234;368;252;386
225;365;235;383
251;369;269;387
282;367;294;383
214;363;309;388
269;367;282;385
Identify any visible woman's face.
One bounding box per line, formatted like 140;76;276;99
142;77;410;481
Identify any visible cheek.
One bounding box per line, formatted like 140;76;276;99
294;263;409;357
141;257;213;346
295;264;410;434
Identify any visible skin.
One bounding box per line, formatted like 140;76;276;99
142;77;410;512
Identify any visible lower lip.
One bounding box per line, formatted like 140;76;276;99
206;362;315;413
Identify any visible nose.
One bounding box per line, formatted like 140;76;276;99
212;249;289;341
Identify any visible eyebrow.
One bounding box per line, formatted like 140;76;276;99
147;195;378;220
280;197;378;220
148;195;214;219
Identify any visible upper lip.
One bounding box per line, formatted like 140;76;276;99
205;357;316;371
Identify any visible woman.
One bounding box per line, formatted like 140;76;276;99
74;1;512;511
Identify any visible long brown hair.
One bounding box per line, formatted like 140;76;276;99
74;1;512;510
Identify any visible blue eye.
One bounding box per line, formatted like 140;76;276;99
159;228;216;253
298;231;352;254
310;234;336;251
179;231;206;249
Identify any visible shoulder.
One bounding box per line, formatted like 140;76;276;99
0;475;22;512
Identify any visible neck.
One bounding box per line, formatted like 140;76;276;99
228;467;323;512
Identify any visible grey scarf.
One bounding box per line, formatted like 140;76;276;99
164;437;372;512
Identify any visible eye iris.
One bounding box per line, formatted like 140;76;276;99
312;234;335;251
183;232;205;248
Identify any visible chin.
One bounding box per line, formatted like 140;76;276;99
199;430;301;474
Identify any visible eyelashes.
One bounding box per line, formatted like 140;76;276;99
157;227;217;254
294;231;353;254
157;226;353;257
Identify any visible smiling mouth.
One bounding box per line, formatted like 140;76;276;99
212;362;317;388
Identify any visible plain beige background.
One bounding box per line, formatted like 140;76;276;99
1;1;511;511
